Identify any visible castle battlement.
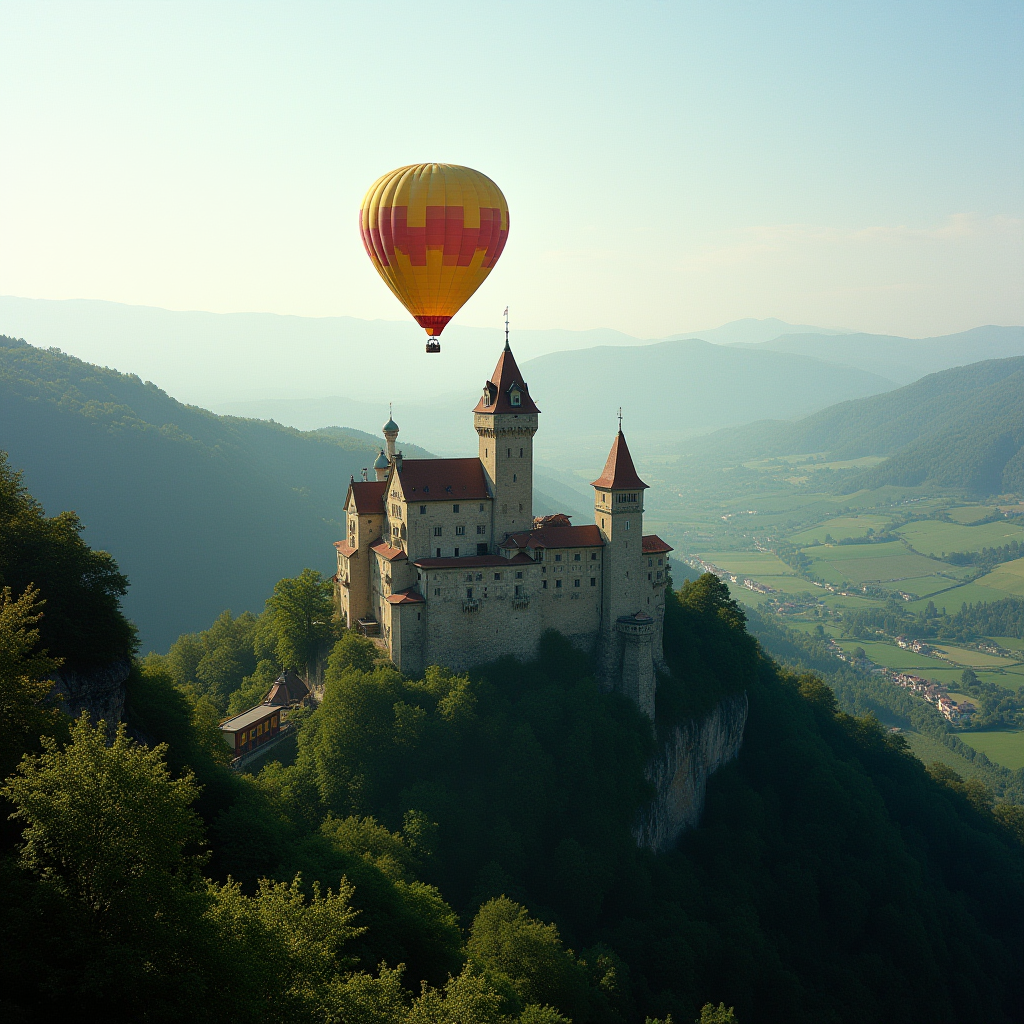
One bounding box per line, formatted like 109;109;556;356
333;342;672;717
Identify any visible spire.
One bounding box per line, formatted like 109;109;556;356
473;338;541;414
504;306;510;350
591;427;648;490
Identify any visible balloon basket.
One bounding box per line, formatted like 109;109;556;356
425;341;441;354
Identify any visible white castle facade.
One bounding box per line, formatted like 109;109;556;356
333;342;672;718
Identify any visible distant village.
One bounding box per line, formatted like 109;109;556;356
685;556;978;726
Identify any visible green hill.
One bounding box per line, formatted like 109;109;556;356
676;356;1024;495
0;336;433;652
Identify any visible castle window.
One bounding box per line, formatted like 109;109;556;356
574;553;581;561
420;506;426;515
590;577;596;586
454;547;460;557
453;504;460;513
435;588;441;596
514;584;522;596
466;587;473;599
648;558;653;566
476;525;485;534
494;572;501;580
475;573;483;581
657;571;662;580
417;612;421;620
658;558;663;565
507;448;511;458
456;525;465;536
513;474;517;482
648;573;652;581
436;548;441;557
465;574;472;582
555;579;562;588
555;554;562;561
542;580;548;589
590;552;597;560
516;571;523;579
574;578;580;588
519;447;523;457
511;390;521;407
434;526;443;536
625;520;630;530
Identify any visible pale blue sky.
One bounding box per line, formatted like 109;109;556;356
1;1;1021;337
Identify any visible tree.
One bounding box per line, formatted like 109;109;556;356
261;569;335;675
0;450;135;668
698;1004;738;1024
0;584;65;778
2;714;207;933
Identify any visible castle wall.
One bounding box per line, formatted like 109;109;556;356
395;498;493;561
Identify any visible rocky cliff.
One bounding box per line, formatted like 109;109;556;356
49;657;132;727
634;691;748;852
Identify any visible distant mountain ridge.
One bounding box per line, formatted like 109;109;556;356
676;356;1024;495
743;325;1024;385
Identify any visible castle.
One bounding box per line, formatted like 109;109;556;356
333;341;672;717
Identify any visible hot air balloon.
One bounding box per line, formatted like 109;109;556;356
359;164;509;353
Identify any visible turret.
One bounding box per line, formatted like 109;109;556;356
383;406;399;461
593;424;656;718
473;341;540;545
373;449;389;482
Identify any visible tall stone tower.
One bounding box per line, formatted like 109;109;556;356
593;428;656;719
474;341;540;545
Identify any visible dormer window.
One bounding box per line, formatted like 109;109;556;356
510;388;521;407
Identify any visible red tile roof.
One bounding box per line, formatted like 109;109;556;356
502;524;604;550
642;534;673;554
591;431;648;491
387;588;425;605
472;344;541;414
371;540;407;561
347;480;387;514
533;513;572;528
334;541;357;557
398;458;490;500
414;553;520;569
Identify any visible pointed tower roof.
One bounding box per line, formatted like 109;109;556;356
473;343;541;414
591;430;648;490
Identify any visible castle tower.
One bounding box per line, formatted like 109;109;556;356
383;407;399;461
373;449;389;481
473;341;540;545
593;425;656;719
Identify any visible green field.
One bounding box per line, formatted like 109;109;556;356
697;551;796;576
806;542;956;587
900;730;995;784
834;639;951;673
788;515;894;545
947;506;999;524
975;557;1024;597
906;582;1016;614
993;636;1024;652
898;520;1024;556
957;729;1024;770
932;644;1019;668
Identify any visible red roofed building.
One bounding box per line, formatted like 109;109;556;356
332;342;671;719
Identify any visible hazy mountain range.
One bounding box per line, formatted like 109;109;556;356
674;356;1024;496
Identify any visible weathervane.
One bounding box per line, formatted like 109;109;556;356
503;307;510;349
617;406;623;431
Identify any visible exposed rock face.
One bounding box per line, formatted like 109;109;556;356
49;657;132;727
634;691;748;853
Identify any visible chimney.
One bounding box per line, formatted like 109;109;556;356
361;468;368;482
395;450;403;473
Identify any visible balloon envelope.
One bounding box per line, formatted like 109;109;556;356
359;164;509;338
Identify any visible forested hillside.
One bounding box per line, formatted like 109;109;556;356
673;356;1024;495
0;336;432;651
2;456;1022;1022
